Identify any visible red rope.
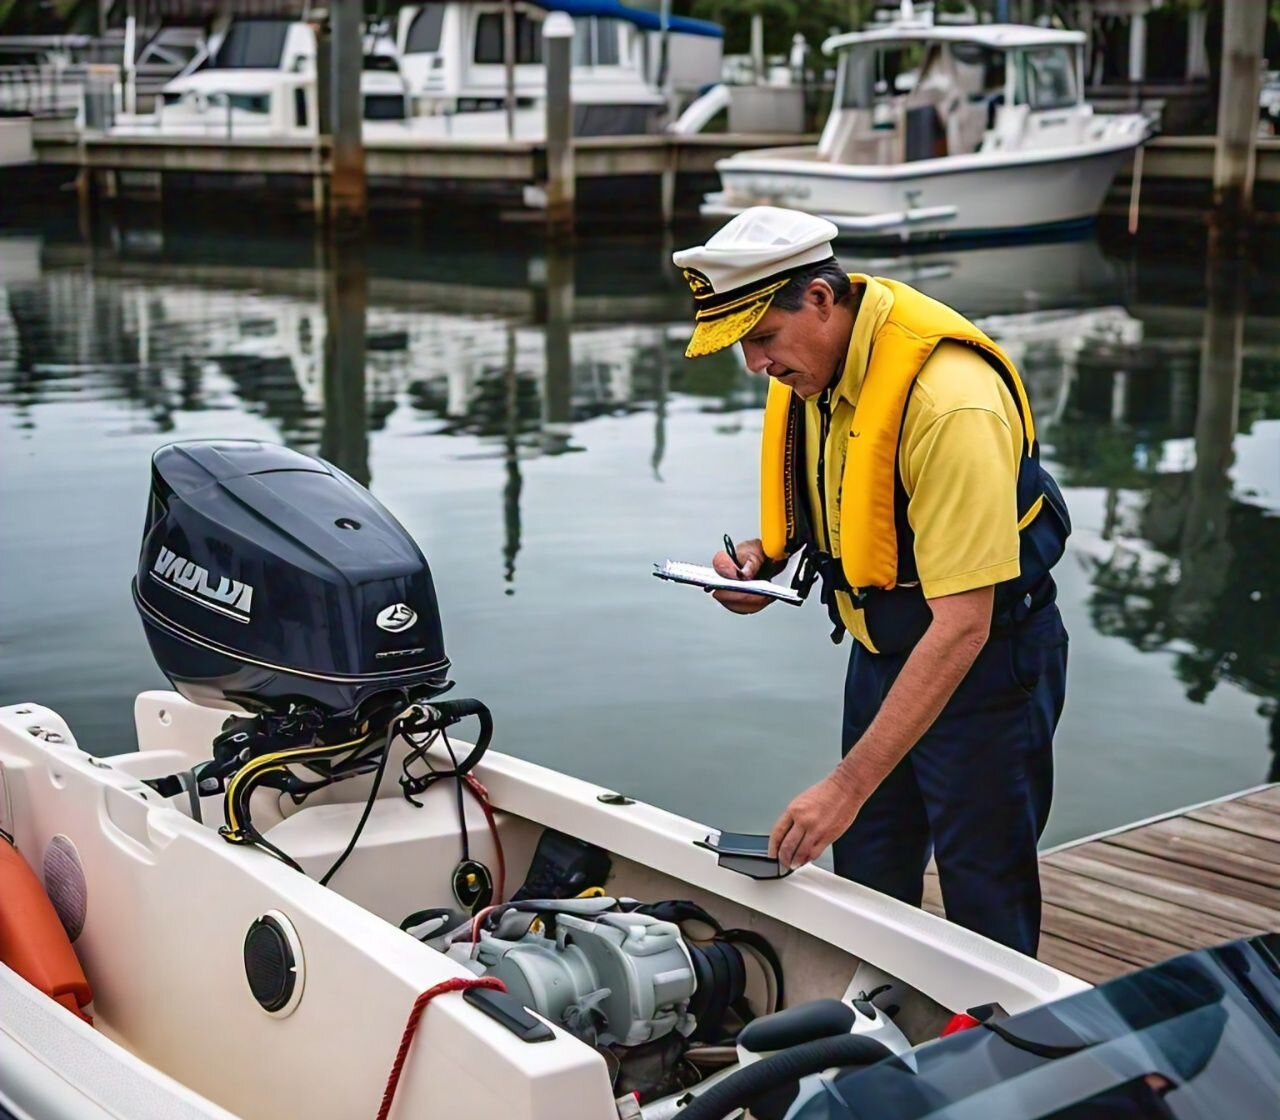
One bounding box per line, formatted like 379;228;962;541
376;976;507;1120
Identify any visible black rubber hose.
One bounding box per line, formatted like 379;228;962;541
425;699;493;774
675;1033;894;1120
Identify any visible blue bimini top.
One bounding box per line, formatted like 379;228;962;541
530;0;723;38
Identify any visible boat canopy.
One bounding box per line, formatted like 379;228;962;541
823;23;1084;56
413;1;722;39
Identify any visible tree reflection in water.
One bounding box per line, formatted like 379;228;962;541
1054;252;1280;778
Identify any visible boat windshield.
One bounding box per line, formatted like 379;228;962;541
211;21;291;70
838;42;928;109
474;11;542;64
572;17;622;67
404;6;444;55
1013;45;1079;110
791;936;1280;1120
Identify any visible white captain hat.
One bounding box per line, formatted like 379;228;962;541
672;207;839;359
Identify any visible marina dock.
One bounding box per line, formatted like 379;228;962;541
24;125;1280;222
28;123;821;224
926;785;1280;984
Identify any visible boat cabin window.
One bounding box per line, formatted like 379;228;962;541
363;55;400;72
294;88;308;128
474;12;543;64
572;17;622;67
227;93;269;114
364;93;408;120
839;43;926;111
405;5;445;54
1014;46;1078;110
211;20;291;70
949;41;1005;103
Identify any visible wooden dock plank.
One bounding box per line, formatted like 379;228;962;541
1045;848;1280;929
1036;864;1263;948
1186;802;1280;844
1040;902;1186;963
1106;820;1280;886
1037;933;1136;985
1239;787;1280;814
1072;841;1280;910
908;788;1278;985
1035;786;1280;982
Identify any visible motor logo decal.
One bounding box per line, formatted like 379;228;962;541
151;545;254;622
376;603;417;632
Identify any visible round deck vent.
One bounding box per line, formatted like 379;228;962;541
43;835;87;942
244;911;304;1017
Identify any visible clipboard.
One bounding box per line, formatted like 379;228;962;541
652;561;802;605
695;831;792;880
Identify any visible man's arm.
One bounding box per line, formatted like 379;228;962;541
769;584;992;868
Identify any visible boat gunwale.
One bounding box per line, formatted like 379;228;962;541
712;131;1147;186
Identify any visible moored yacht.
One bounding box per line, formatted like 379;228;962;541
102;17;409;139
392;0;722;139
703;24;1149;241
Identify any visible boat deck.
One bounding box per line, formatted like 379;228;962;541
925;785;1280;984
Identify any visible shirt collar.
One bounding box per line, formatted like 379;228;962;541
830;275;895;409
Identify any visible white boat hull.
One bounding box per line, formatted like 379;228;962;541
707;140;1142;242
0;691;1088;1119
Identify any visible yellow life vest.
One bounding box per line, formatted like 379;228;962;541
760;278;1039;595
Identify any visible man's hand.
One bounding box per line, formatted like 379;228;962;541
768;586;995;871
710;537;772;615
769;772;860;870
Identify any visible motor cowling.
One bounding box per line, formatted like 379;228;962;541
133;440;451;719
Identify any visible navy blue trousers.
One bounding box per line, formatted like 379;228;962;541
832;600;1068;957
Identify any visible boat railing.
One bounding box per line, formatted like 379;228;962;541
0;63;92;118
88;75;312;140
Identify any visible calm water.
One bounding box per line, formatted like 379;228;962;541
1;214;1276;848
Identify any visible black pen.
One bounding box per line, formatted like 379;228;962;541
723;533;743;574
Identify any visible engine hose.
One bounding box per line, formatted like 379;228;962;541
674;1033;895;1120
426;699;493;773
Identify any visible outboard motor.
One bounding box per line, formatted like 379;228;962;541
132;440;474;868
133;439;452;725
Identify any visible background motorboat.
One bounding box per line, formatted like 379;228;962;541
704;23;1150;242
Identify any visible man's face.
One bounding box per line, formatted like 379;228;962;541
738;280;851;400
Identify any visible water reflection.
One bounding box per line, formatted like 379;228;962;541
0;218;1276;839
1064;257;1280;775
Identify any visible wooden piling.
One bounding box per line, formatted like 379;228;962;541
543;12;574;243
503;0;517;141
329;0;367;235
1212;1;1266;228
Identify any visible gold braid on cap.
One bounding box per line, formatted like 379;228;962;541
682;256;838;322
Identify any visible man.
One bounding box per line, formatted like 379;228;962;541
674;207;1070;957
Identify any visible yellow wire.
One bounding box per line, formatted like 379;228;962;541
224;732;372;834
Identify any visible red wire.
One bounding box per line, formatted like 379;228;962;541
376;976;506;1120
462;774;506;904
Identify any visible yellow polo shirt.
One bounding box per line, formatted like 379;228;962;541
803;278;1023;651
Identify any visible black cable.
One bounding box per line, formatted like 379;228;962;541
319;717;399;886
399;727;441;805
441;729;471;862
253;832;307;876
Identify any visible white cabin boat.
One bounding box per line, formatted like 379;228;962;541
703;24;1149;242
392;0;722;139
104;18;409;139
